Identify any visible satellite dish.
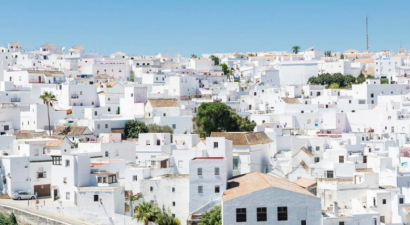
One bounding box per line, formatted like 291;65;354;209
62;47;65;51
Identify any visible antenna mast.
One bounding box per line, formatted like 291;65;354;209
366;15;369;51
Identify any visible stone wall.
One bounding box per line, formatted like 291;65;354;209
0;204;69;225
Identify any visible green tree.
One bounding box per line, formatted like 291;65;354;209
292;45;301;54
8;212;18;225
147;124;174;134
324;51;332;57
328;83;340;89
125;120;148;139
39;91;57;136
155;206;181;225
247;53;255;57
356;73;366;84
340;54;345;59
381;78;389;84
0;213;7;225
220;63;230;76
133;202;158;225
209;55;220;65
199;205;222;225
193;102;256;137
190;54;198;59
130;70;135;82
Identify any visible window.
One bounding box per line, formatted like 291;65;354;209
236;208;246;222
63;177;67;184
133;175;138;181
172;124;176;129
108;107;111;112
363;155;367;163
213;142;218;148
316;146;320;151
339;156;344;163
307;146;312;152
198;186;203;194
380;216;385;223
277;207;287;221
105;124;108;129
257;207;267;222
400;198;404;204
97;124;100;129
215;185;220;193
34;149;39;156
301;220;306;225
163;113;166;117
52;156;62;165
94;195;99;202
198;168;203;175
66;192;70;200
315;157;320;163
382;199;386;204
326;171;334;178
172;187;175;192
215;167;220;175
65;160;70;167
105;151;109;157
94;111;97;116
339;222;345;225
172;201;175;206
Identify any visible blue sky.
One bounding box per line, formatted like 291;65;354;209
1;0;409;56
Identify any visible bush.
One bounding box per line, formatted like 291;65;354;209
147;124;174;134
199;205;221;225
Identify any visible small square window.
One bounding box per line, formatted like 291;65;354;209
383;199;386;204
94;195;99;202
215;167;220;175
198;186;203;194
215;185;220;193
150;186;154;192
133;175;138;181
213;142;218;148
400;198;404;204
197;168;202;176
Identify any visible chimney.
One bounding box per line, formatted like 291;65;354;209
333;201;339;216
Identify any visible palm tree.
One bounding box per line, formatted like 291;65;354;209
39;91;57;136
292;45;301;55
190;54;198;59
134;202;158;225
155;206;181;225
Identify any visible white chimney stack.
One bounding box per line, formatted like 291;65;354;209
333;201;339;216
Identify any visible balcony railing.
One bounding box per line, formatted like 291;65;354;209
10;98;21;102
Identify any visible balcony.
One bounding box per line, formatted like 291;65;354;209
10;98;20;102
71;94;79;99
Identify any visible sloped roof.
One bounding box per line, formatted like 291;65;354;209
293;147;314;157
53;126;89;136
41;43;56;48
27;70;64;77
94;74;114;80
13;130;47;139
148;99;180;108
210;132;272;146
294;178;317;188
45;139;65;147
281;98;300;104
223;172;315;202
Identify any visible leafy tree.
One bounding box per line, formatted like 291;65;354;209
209;55;220;65
133;202;158;225
356;73;366;84
125;120;148;139
220;63;230;76
381;78;389;84
0;213;7;225
130;70;135;82
147;124;174;134
340;54;345;59
292;45;301;54
190;54;198;59
155;206;181;225
193;102;256;137
39;91;57;136
247;53;255;57
328;83;340;89
324;51;332;57
199;205;222;225
8;212;18;225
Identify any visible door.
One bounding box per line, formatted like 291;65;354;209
38;76;41;83
34;184;51;197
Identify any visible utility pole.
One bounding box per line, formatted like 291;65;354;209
366;15;369;51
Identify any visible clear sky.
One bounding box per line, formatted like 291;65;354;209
1;0;409;56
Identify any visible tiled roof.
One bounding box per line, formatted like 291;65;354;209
281;98;300;104
94;74;114;80
294;178;317;188
27;70;64;77
148;98;180;108
356;168;373;173
53;126;89;136
210;132;272;146
45;140;65;147
223;172;315;202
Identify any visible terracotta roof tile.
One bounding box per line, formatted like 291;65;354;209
210;132;272;146
148;98;180;108
223;172;315;202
